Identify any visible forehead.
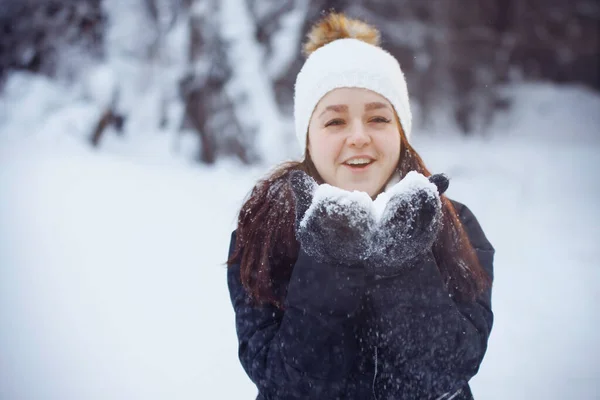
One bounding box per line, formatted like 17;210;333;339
316;87;393;109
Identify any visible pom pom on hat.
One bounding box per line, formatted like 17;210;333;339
294;13;412;155
303;12;381;55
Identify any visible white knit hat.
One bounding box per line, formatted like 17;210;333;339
293;37;412;155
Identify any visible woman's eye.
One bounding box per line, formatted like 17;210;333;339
325;119;345;127
370;117;391;124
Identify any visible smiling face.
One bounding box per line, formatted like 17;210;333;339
307;88;402;197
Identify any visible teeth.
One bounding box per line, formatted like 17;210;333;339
346;158;371;165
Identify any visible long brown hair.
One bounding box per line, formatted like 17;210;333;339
228;125;491;307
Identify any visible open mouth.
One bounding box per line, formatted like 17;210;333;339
343;158;374;170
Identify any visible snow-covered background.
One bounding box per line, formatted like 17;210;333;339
2;80;599;400
1;2;600;400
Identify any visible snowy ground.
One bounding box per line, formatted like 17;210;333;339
1;83;599;399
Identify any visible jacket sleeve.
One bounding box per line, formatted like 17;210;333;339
367;202;494;397
227;231;365;399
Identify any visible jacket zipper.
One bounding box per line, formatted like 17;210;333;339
372;346;379;400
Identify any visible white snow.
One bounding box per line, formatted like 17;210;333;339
385;170;436;197
82;64;117;108
0;73;108;156
301;183;374;229
0;140;262;400
1;73;599;400
489;82;600;144
372;191;391;222
379;170;440;214
302;171;438;225
375;171;442;235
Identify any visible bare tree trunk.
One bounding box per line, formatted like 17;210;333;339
179;0;252;164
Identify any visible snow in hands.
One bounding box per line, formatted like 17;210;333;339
289;170;447;267
289;170;377;264
300;171;447;229
370;172;447;271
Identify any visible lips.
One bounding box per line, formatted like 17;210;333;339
343;155;374;164
343;156;375;169
345;158;372;166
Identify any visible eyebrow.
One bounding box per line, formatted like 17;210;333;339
318;104;348;118
318;102;391;118
364;102;391;112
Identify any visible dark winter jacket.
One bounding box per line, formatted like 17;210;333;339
227;200;494;399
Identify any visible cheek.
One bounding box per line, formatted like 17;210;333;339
309;133;340;165
381;131;401;160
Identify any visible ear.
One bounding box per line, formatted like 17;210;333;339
429;173;450;195
288;170;317;230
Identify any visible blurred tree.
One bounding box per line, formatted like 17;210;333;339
179;0;254;164
508;0;600;88
277;0;599;134
0;0;598;162
0;0;105;82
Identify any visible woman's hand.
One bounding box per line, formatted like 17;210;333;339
288;170;376;266
370;172;449;274
289;170;448;270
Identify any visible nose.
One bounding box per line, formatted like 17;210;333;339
347;121;371;147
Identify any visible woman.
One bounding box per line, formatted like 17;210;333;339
227;13;494;400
